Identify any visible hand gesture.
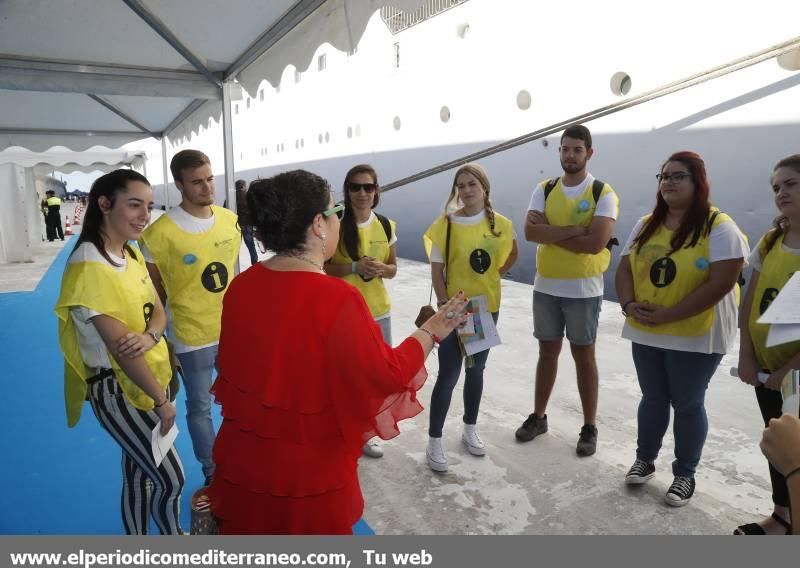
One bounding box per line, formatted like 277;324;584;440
761;414;800;476
117;332;156;359
421;292;470;339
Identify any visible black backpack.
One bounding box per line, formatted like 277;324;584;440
543;177;618;251
375;213;393;243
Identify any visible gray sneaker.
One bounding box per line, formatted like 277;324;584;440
576;424;597;457
515;413;548;442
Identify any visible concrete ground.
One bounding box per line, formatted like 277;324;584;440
0;229;773;535
356;260;771;535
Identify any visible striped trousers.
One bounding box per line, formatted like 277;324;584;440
88;375;185;534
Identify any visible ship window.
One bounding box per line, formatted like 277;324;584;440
777;48;800;71
516;90;532;110
610;72;632;96
393;116;402;131
347;126;353;139
440;106;451;123
393;43;400;68
318;54;327;72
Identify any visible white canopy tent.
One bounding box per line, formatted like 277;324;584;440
0;0;427;262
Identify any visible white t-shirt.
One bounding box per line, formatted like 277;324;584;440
429;210;517;262
747;240;800;272
140;205;218;354
68;242;127;370
527;174;618;298
620;216;749;354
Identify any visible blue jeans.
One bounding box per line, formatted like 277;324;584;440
428;312;499;438
243;225;258;266
631;342;722;477
376;317;392;345
176;344;218;478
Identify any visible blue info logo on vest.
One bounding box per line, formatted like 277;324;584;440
183;253;198;265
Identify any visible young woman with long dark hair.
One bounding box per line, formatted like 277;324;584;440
615;151;747;507
55;169;184;534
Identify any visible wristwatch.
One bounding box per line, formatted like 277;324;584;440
146;330;162;344
621;300;634;317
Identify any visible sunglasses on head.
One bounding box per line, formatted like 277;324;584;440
322;201;346;220
346;182;378;193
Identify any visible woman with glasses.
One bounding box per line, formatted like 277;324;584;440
325;164;398;459
735;155;800;535
55;169;184;534
615;151;747;507
206;170;469;534
423;163;518;472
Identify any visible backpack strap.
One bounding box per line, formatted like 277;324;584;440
592;179;605;204
375;213;393;243
543;178;559;201
706;210;720;236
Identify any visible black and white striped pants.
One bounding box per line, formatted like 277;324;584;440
88;375;185;534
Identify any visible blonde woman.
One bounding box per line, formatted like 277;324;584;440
423;163;518;472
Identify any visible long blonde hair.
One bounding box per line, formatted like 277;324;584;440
443;163;500;237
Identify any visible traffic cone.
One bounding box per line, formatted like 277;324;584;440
65;215;73;236
73;211;80;225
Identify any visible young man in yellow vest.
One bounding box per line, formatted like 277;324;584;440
516;125;619;457
140;149;240;486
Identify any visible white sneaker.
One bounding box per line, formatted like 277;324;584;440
462;428;486;456
362;440;384;458
426;437;448;472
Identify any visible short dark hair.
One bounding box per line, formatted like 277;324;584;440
247;170;331;253
170;149;211;183
235;179;248;191
560;124;592;150
46;190;55;196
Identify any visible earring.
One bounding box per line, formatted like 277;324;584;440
321;233;327;257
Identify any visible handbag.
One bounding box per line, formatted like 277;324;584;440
415;218;451;328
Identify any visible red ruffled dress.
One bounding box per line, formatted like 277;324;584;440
206;264;427;534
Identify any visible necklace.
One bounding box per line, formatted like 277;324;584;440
278;253;324;272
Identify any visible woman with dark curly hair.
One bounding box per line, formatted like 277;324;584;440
206;169;468;534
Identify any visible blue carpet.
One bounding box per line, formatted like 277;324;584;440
0;238;373;536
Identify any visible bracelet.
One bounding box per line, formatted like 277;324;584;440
621;300;634;316
351;261;357;274
437;300;447;307
785;465;800;481
154;396;168;408
146;330;161;344
418;327;441;345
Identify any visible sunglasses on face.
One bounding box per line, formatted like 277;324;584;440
322;201;346;220
656;172;691;184
346;182;378;194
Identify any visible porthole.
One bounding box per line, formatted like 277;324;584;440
516;90;532;110
393;116;401;131
440;106;451;123
610;72;632;96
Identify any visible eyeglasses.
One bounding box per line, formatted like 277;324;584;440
656;172;691;184
346;182;378;194
322;201;345;220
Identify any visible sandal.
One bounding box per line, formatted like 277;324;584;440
734;512;791;535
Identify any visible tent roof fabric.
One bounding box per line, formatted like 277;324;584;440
0;0;427;152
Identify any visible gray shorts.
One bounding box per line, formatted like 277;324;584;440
533;291;602;346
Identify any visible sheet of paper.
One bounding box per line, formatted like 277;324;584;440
765;323;800;348
758;272;800;324
151;422;179;467
729;367;768;384
459;295;501;356
782;370;799;416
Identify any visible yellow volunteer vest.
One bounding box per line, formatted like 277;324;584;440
536;179;618;279
140;205;240;346
627;211;733;337
331;215;397;318
424;212;514;312
749;232;800;371
46;196;62;207
55;249;171;427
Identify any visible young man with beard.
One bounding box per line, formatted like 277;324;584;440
140;150;240;486
516;125;619;457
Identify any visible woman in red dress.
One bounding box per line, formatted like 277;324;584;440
206;170;468;534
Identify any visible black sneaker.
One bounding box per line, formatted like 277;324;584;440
664;476;695;507
515;413;548;442
625;459;655;485
576;424;597;457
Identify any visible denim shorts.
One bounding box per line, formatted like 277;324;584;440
533;291;602;346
